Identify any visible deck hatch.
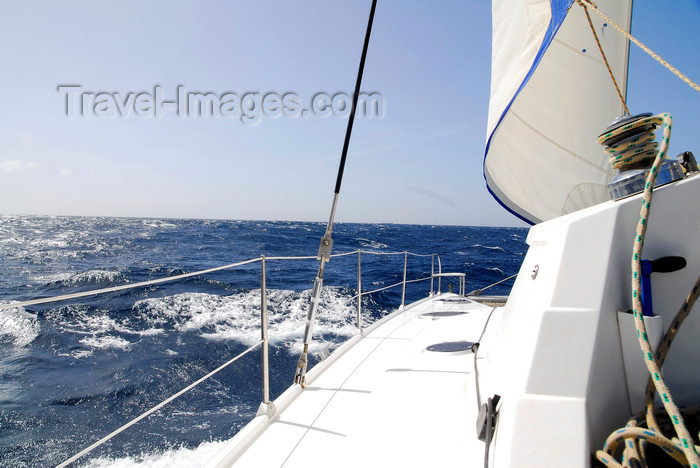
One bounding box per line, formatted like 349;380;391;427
426;341;476;352
420;311;469;318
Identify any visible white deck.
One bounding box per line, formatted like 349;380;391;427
209;294;493;467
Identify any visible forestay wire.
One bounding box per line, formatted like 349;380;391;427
293;0;378;385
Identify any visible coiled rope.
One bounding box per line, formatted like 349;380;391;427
595;114;700;468
598;115;661;171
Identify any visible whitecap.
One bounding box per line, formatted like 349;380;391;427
79;335;131;350
48;306;162;357
57;349;94;359
135;287;361;351
34;272;74;284
0;303;40;347
54;306;164;338
142;219;178;229
83;439;228;468
65;270;125;285
357;238;389;249
472;244;506;252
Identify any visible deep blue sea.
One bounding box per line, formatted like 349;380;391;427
0;216;527;467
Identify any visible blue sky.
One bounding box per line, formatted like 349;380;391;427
0;1;698;226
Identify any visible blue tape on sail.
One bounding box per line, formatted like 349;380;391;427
483;0;574;225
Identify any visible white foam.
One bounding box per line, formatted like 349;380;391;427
79;335;132;350
357;238;389;249
472;244;506;252
71;349;94;359
83;439;228;468
35;272;74;284
0;303;39;347
55;306;163;338
0;236;23;245
50;305;162;355
135;287;362;353
65;270;124;285
142;219;178;229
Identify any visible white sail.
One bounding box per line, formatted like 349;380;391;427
484;0;633;224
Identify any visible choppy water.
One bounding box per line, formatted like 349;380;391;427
0;215;527;466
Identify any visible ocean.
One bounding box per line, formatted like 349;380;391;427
0;215;527;467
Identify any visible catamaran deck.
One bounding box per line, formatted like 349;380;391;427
209;294;494;467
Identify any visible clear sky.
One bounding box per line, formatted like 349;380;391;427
0;1;698;227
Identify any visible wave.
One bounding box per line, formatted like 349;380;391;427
0;303;39;347
52;305;163;338
48;305;163;357
58;349;94;359
64;270;126;286
0;236;23;245
472;244;506;252
357;238;389;249
83;439;228;468
38;270;127;288
47;286;360;357
134;287;361;353
34;272;74;284
79;335;132;350
141;219;178;229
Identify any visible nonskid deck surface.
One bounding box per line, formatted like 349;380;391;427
224;294;493;467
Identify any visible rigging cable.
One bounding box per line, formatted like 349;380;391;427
576;0;700;95
293;0;378;385
576;0;630;115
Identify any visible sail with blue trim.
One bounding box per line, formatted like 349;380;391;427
484;0;633;224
